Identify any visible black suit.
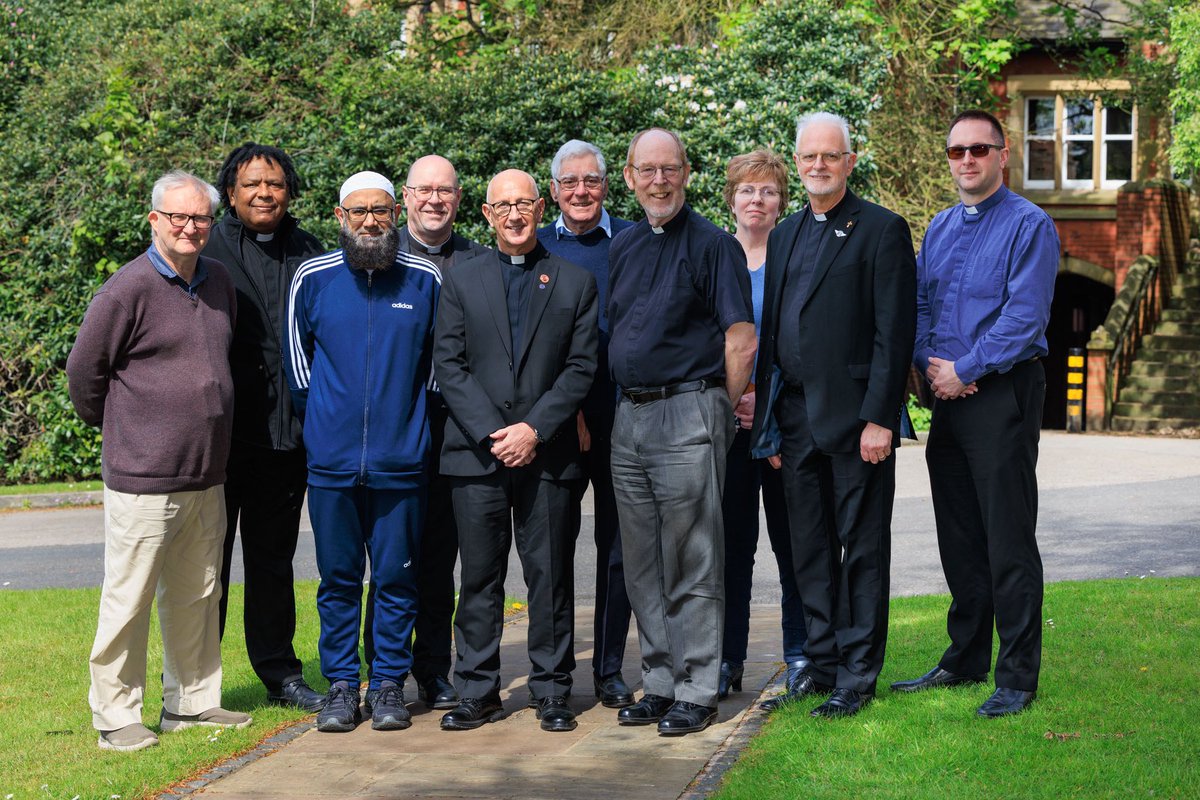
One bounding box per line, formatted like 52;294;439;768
434;246;598;700
750;190;916;694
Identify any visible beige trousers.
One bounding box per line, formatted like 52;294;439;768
89;485;226;731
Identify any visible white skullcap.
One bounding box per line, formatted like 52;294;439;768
339;171;395;204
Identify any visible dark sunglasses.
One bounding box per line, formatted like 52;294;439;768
945;143;1004;160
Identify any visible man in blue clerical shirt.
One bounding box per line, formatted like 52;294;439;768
891;110;1059;718
537;140;637;710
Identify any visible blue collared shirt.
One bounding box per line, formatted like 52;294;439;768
914;185;1059;385
552;208;613;240
147;243;209;298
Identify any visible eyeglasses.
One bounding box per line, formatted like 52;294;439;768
556;175;605;191
340;205;395;221
406;185;458;200
155;211;215;230
487;198;538;216
945;143;1004;160
630;164;683;180
735;185;781;199
797;152;850;165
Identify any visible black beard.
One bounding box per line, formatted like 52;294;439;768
340;224;400;271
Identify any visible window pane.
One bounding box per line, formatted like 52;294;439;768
1066;141;1093;180
1106;141;1132;181
1028;140;1055;180
1027;98;1055;137
1064;99;1094;136
1106;107;1132;136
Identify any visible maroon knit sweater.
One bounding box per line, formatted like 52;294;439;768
67;253;236;494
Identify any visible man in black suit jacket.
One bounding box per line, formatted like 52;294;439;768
434;169;598;734
749;112;916;718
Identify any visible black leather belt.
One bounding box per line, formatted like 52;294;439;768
622;376;723;406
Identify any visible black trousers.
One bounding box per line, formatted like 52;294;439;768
926;359;1045;691
451;470;576;701
570;432;633;680
219;445;309;691
776;388;893;694
363;400;457;684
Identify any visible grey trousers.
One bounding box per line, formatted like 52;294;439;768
610;386;733;708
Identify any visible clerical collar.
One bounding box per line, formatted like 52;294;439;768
255;232;275;243
408;228;447;255
649;204;690;236
554;208;613;239
961;184;1007;221
809;196;846;223
498;242;544;267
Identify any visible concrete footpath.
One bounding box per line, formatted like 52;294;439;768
190;607;784;800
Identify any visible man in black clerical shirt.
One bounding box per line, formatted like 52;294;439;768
749;111;916;718
434;169;598;733
607;128;757;736
537;139;637;709
362;154;489;712
205;143;325;712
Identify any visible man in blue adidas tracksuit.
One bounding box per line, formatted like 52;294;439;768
284;171;441;733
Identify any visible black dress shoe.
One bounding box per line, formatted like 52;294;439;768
761;672;834;712
535;696;578;732
417;675;459;710
890;666;987;693
594;673;634;708
811;688;873;718
657;701;717;735
616;693;674;725
267;678;325;712
718;661;744;700
976;687;1036;717
439;697;505;730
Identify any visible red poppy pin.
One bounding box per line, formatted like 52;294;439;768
539;273;550;283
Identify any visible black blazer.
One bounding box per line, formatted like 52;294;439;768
433;249;598;479
750;189;917;455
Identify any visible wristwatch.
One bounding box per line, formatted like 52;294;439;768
532;426;545;444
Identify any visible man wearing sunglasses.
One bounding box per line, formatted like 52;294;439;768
284;171;443;733
68;170;251;751
893;110;1058;717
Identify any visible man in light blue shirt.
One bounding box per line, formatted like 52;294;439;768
893;110;1058;718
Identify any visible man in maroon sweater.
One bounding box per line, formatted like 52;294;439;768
67;170;252;752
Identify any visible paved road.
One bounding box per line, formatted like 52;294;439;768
2;432;1198;596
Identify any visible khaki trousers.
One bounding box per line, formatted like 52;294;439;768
89;486;226;731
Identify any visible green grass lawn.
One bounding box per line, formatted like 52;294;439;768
715;577;1199;800
2;578;1195;799
0;581;523;799
0;480;102;496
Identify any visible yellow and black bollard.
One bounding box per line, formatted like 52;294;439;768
1066;347;1085;433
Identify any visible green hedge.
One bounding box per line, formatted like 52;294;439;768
0;0;885;481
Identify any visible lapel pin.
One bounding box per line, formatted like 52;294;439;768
834;229;847;238
846;220;854;228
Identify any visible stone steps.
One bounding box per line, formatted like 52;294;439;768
1121;375;1198;392
1110;416;1200;432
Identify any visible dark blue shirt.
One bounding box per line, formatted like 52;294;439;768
608;204;751;389
915;185;1059;384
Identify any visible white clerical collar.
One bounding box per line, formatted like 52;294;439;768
255;232;275;242
510;253;526;265
555;208;613;239
651;226;665;235
812;212;827;222
409;229;445;254
964;205;979;215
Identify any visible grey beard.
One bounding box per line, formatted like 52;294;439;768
340;224;400;271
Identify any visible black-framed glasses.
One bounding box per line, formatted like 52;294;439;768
556;175;605;191
945;143;1004;160
796;151;850;165
154;211;215;230
340;205;395;221
487;198;537;216
630;164;683;180
405;185;458;200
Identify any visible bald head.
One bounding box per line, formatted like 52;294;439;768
402;154;462;246
486;169;539;203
